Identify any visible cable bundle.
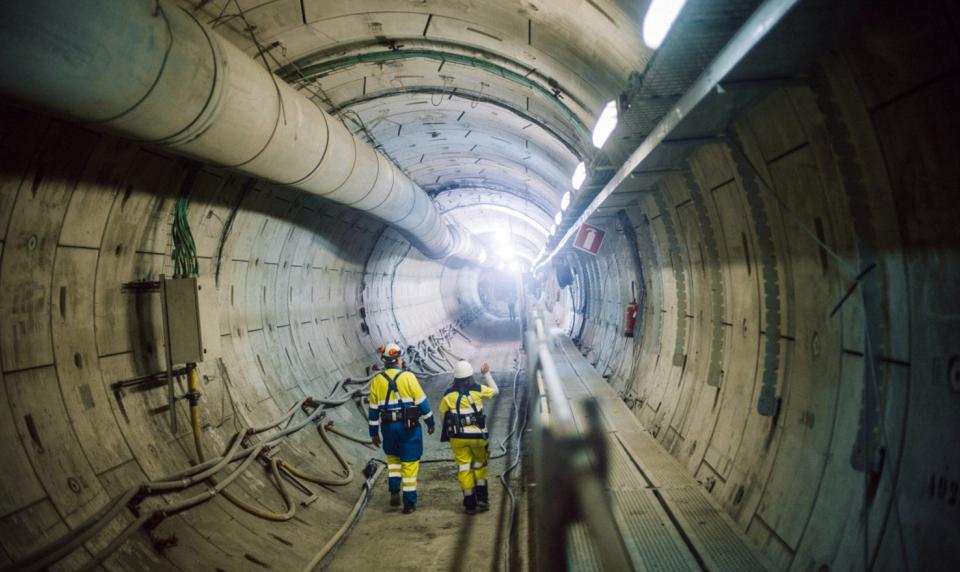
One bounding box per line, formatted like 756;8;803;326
172;196;199;277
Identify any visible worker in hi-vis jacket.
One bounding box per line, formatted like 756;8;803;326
368;343;435;514
439;360;499;514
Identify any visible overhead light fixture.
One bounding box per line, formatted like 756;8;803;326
591;100;618;149
561;191;571;211
554;211;562;225
572;161;587;190
549;224;556;235
643;0;687;49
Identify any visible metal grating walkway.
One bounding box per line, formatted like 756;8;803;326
551;334;770;571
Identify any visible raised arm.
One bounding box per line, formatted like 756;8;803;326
480;363;499;396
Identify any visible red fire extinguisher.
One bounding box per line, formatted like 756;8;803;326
624;281;639;338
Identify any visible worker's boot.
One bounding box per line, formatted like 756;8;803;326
464;493;478;515
390;491;401;507
403;503;416;514
476;485;489;512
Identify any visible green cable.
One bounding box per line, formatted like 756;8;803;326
172;196;199;278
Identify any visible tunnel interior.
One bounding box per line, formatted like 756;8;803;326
0;0;958;570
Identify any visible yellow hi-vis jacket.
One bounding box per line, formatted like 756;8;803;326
367;368;434;437
438;372;499;439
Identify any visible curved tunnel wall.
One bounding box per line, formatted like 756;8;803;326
566;6;960;569
0;105;468;568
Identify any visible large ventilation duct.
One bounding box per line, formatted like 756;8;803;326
0;0;484;263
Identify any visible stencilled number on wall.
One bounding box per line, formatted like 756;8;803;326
928;473;959;507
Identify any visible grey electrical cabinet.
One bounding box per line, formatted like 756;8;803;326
162;276;221;364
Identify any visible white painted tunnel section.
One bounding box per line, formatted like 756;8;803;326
0;0;957;571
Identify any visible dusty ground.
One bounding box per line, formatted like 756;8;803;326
324;323;524;572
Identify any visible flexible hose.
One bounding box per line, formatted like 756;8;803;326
204;458;296;522
281;424;354;486
78;445;269;572
425;350;451;373
439;344;465;362
0;400;321;572
148;432;244;492
4;328;459;571
158;405;324;483
189;388;303;522
301;462;384;572
427;347;453;370
7;488;140;572
326;423;374;445
162;444;266;514
249;400;303;433
197;439;299;522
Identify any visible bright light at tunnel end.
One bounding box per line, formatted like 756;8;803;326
591;100;618;149
643;0;688;49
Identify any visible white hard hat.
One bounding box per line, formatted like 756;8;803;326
453;360;474;380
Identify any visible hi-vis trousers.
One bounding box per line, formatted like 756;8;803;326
386;455;420;505
450;437;489;496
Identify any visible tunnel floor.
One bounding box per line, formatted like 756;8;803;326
325;320;772;571
325;322;526;571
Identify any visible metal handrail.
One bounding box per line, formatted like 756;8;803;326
524;301;633;571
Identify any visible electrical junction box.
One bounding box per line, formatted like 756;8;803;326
162;276;221;364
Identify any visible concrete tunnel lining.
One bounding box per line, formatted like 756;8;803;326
0;0;958;570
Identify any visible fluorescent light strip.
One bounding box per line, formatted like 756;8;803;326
643;0;688;49
533;0;802;270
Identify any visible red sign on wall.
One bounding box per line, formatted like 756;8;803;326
572;223;605;255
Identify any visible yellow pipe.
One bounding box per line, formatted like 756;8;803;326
188;363;204;463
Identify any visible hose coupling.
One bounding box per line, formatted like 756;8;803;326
257;445;275;461
128;485;151;513
310;410;328;423
362;459;379;480
184;390;201;406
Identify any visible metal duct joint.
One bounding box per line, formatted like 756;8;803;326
447;225;487;265
0;0;484;263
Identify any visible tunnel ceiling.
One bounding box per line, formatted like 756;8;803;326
179;0;660;253
178;0;795;266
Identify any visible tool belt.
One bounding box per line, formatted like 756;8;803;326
441;411;486;441
382;406;422;430
379;370;422;429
